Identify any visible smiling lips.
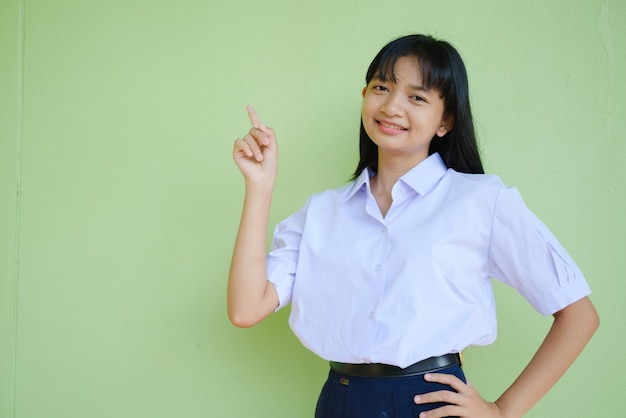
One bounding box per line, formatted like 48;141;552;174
377;120;408;135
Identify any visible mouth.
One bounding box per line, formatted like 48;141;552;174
376;120;408;133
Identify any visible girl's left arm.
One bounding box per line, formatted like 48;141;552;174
414;296;599;418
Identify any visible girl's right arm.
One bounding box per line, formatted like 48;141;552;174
227;106;279;328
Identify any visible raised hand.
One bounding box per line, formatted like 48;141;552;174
228;106;280;328
233;106;278;186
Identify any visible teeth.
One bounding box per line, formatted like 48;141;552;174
379;121;406;130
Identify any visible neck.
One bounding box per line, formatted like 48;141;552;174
373;152;427;194
370;153;427;218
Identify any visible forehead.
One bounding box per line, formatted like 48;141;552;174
374;55;423;84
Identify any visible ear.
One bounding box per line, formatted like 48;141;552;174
362;86;367;98
436;115;454;137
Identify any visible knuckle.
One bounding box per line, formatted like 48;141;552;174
440;391;453;402
439;405;453;415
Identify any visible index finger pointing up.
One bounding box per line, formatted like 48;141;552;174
246;105;261;128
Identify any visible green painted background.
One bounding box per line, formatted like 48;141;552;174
2;0;624;416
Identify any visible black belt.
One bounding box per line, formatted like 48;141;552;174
329;353;462;378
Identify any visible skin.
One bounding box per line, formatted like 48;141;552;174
229;56;599;416
228;105;279;328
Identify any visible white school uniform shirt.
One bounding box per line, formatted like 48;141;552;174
267;153;591;368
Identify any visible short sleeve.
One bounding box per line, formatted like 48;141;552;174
266;199;309;310
487;186;591;316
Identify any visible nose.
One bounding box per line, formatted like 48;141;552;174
380;92;403;117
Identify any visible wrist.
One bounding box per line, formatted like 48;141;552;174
494;400;519;418
244;179;275;192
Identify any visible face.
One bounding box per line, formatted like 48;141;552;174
361;55;451;167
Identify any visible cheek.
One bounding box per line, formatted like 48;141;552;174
361;97;377;118
361;113;378;141
360;102;370;121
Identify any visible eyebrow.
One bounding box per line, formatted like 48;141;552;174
372;76;433;93
408;84;429;92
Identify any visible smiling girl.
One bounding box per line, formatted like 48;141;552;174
228;34;598;418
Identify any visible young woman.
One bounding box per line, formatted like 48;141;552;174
228;34;599;418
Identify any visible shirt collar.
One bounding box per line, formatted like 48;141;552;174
345;153;448;201
400;152;448;195
345;166;373;201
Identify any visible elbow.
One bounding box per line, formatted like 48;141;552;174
229;314;259;329
590;304;600;334
227;307;264;328
227;282;278;328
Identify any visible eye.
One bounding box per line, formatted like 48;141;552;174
410;95;426;102
373;85;389;92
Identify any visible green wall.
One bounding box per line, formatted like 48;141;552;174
1;0;624;416
1;0;21;416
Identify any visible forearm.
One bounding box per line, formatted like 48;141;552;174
227;182;279;327
495;297;599;418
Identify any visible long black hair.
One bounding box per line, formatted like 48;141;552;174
352;34;484;179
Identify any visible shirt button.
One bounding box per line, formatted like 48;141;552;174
368;311;375;319
374;264;381;272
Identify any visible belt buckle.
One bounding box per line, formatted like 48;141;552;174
459;351;464;367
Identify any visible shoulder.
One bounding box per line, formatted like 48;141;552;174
447;172;538;225
274;181;357;236
444;169;505;199
283;181;356;222
308;181;357;204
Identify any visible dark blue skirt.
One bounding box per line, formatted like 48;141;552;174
314;364;465;418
